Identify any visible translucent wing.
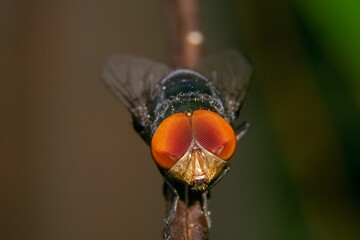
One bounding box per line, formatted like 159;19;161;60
195;50;252;123
102;55;170;141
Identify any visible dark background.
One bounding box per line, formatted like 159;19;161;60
1;0;359;239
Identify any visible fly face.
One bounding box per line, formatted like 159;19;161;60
102;51;252;191
151;110;236;190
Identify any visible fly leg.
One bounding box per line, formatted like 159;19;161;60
208;165;231;190
200;166;231;230
162;177;179;240
201;190;211;229
235;122;249;141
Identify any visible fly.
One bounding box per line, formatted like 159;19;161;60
102;50;252;228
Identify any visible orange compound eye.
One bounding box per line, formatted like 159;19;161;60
151;113;192;169
192;110;236;160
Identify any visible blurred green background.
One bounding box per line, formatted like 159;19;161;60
1;0;359;239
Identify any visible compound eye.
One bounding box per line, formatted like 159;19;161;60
151;113;192;169
192;110;236;160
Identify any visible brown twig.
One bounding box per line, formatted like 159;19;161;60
165;0;203;69
163;0;209;239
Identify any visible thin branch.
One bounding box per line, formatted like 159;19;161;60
165;0;203;69
163;0;209;239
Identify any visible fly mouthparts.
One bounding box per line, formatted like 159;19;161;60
191;177;209;191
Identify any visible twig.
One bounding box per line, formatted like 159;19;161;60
165;0;203;69
163;0;209;239
163;182;209;240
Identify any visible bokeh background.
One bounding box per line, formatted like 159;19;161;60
1;0;359;239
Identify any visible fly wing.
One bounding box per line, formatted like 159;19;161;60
195;50;252;123
102;55;170;141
